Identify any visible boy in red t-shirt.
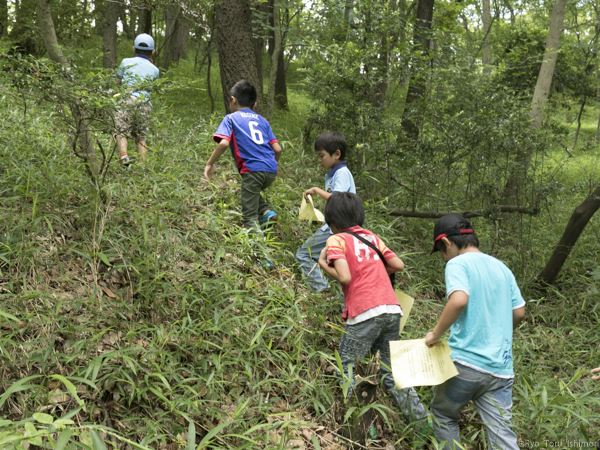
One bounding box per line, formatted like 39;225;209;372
318;192;429;431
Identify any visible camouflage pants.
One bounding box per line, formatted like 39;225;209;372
114;96;152;140
339;313;429;423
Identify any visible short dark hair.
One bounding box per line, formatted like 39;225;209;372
324;192;365;230
135;49;153;57
230;80;257;107
434;233;480;252
314;131;347;160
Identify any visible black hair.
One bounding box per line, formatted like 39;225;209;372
230;80;257;107
324;192;365;230
314;131;347;160
135;49;154;57
434;234;480;252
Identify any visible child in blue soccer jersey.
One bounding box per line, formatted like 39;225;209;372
296;132;355;292
115;33;160;166
204;80;282;228
425;214;526;450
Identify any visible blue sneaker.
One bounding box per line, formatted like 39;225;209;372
259;209;278;225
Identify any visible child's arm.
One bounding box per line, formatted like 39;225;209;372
318;247;351;285
592;367;600;381
304;187;331;201
204;139;230;179
385;256;405;273
425;290;468;347
512;306;525;328
271;142;282;161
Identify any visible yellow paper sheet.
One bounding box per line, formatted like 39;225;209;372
390;339;458;389
298;195;325;222
395;290;414;333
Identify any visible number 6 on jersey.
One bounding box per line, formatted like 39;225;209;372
249;121;264;145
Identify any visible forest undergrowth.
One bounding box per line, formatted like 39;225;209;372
0;59;599;449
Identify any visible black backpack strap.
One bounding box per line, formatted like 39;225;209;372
344;230;396;287
344;230;388;266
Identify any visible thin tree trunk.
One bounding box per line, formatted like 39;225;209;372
530;0;568;129
0;0;8;36
267;0;281;113
537;184;600;284
12;0;37;53
481;0;492;72
102;0;119;68
503;0;568;202
400;0;434;140
573;96;587;149
215;0;261;113
138;4;152;35
121;2;134;39
595;101;600;144
163;4;189;68
37;0;100;183
274;45;287;109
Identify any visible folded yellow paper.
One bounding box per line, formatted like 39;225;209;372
395;290;414;333
390;339;458;389
298;194;325;222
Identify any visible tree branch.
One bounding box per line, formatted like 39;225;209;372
389;205;540;219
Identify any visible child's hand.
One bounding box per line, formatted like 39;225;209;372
204;164;216;179
318;247;328;268
304;187;318;198
425;331;440;347
592;367;600;381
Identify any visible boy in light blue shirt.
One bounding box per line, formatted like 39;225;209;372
296;131;355;292
425;214;526;449
115;33;160;166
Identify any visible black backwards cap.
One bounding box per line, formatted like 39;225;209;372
432;214;475;253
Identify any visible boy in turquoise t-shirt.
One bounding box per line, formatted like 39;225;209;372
425;214;526;449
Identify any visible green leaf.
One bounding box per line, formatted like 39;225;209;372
50;374;85;407
55;430;73;450
0;375;42;408
343;406;356;423
90;430;108;450
196;420;229;449
24;422;43;446
33;412;54;424
0;309;19;323
97;252;112;267
186;421;196;450
54;418;75;429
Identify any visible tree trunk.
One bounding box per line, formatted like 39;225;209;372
573;96;587;149
37;0;100;183
215;0;261;113
274;45;287;109
267;0;282;112
537;184;600;284
138;4;152;35
121;2;135;39
0;0;8;36
400;0;434;140
12;0;38;53
101;0;119;68
481;0;492;72
530;0;568;129
502;0;567;203
344;0;354;31
162;4;189;68
253;0;269;95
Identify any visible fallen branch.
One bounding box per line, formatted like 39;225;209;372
390;205;539;219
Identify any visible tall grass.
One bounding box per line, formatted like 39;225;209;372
0;55;598;449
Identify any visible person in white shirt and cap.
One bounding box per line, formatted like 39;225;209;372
114;33;160;166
